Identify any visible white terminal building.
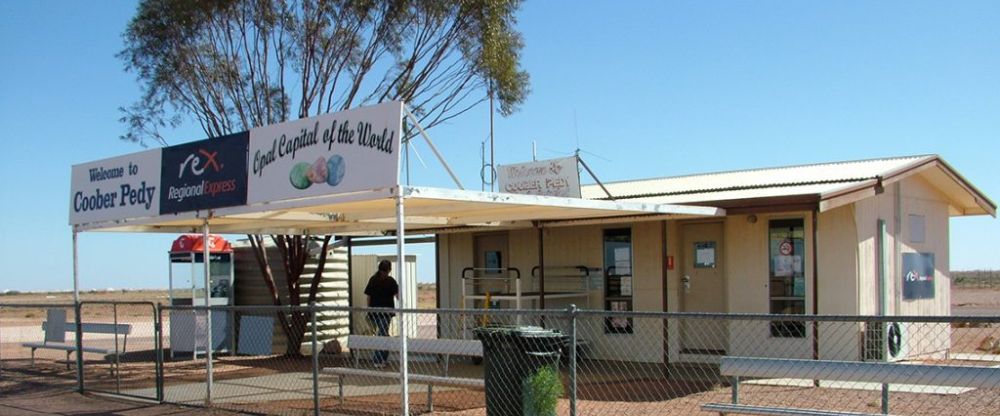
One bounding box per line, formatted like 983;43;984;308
69;102;995;365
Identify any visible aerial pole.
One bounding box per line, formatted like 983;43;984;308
489;80;495;192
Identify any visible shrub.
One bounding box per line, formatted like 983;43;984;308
523;364;564;416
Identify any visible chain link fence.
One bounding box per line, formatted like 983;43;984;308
0;303;80;395
77;301;160;401
4;302;1000;415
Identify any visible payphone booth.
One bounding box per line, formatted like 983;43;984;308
168;234;233;359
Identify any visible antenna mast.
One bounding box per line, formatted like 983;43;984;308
480;141;486;191
489;81;496;192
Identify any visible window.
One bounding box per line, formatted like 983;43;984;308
768;219;806;337
908;214;926;244
604;228;633;333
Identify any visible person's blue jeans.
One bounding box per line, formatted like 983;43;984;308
369;313;392;364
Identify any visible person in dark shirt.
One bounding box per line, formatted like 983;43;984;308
364;259;399;367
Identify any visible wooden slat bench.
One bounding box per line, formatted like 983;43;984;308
703;356;1000;416
21;309;132;371
322;335;484;412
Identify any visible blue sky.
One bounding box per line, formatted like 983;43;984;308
1;1;998;291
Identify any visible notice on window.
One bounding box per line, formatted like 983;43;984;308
793;277;805;297
774;255;794;277
620;275;633;297
695;242;716;268
606;300;633;334
485;251;502;274
614;247;632;275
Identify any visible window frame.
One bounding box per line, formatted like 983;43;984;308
767;217;807;338
603;227;634;334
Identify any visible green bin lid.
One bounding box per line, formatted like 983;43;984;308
473;325;562;337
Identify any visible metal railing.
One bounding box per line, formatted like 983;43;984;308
3;302;1000;415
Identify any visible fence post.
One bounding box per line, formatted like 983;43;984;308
569;304;578;416
155;303;164;403
882;384;890;414
75;302;84;393
230;308;237;356
311;303;320;416
113;303;121;393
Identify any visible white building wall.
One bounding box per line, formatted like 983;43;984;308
438;222;666;363
438;175;956;363
722;212;815;360
817;204;863;361
855;175;952;359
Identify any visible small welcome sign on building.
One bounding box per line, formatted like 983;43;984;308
498;156;581;198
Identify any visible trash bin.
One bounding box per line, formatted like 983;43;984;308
474;325;566;416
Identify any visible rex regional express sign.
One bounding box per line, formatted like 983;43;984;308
69;101;403;225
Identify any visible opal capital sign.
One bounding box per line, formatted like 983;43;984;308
246;101;403;205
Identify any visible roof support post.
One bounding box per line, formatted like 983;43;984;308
395;192;410;416
811;209;820;387
202;216;213;405
346;237;354;334
538;224;546;311
72;228;80;304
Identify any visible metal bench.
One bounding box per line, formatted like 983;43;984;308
322;335;484;411
703;356;1000;416
21;309;132;371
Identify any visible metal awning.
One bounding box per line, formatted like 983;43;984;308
75;185;725;234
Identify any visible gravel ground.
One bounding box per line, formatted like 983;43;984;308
1;287;997;415
0;365;245;416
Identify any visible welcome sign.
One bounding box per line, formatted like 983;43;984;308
246;101;403;205
69;149;161;225
159;132;249;214
498;156;582;198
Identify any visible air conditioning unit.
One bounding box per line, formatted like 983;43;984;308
863;321;908;362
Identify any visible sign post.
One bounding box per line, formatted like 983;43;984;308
203;218;213;405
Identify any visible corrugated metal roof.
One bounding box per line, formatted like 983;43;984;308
581;155;933;203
